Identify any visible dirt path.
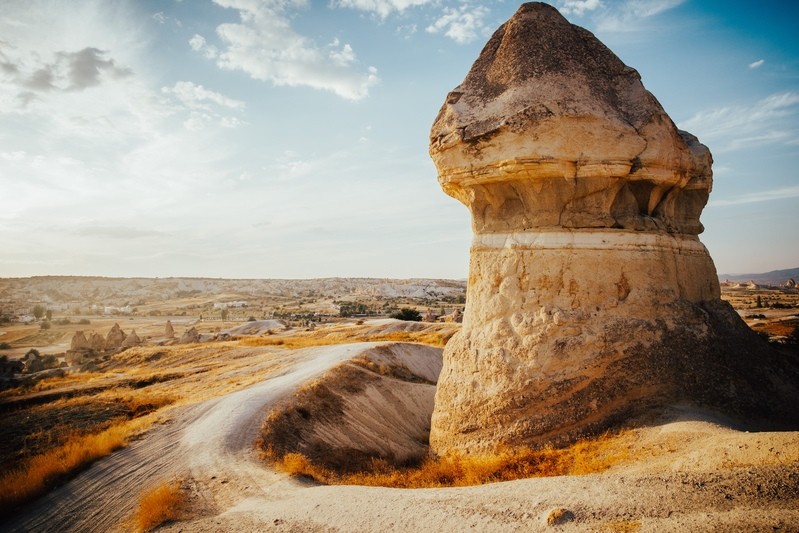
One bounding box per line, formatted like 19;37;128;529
5;341;798;533
3;343;377;533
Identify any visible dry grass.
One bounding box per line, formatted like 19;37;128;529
0;414;156;516
134;479;186;532
266;430;632;488
238;324;455;349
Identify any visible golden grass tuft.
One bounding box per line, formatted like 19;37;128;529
134;480;187;532
266;430;632;488
0;414;156;516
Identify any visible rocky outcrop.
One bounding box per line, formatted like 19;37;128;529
120;330;141;349
89;332;106;352
105;323;126;351
428;2;799;455
180;326;200;344
165;320;175;338
69;331;91;351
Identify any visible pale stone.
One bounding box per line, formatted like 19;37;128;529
180;326;200;344
165;320;175;338
120;330;141;349
89;332;106;352
428;2;799;455
105;323;126;351
69;331;91;351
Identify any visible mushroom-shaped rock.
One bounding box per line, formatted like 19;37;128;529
428;2;799;455
105;323;126;351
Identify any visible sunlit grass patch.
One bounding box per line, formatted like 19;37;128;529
265;430;633;488
134;479;187;532
0;414;156;516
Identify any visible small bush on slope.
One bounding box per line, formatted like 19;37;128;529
134;480;186;532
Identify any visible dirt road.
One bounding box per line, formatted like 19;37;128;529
3;343;377;533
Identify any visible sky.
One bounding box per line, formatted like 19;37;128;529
0;0;797;279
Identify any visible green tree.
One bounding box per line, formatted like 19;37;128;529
45;309;53;321
32;304;46;320
220;308;229;321
391;308;422;322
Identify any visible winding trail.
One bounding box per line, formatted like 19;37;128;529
5;341;799;532
4;343;376;533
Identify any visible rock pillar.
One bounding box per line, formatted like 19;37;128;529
428;2;799;454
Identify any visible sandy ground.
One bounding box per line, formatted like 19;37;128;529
4;342;799;533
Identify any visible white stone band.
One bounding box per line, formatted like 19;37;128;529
472;230;709;254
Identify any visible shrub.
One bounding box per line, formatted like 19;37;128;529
134;480;186;532
390;308;422;321
40;321;51;330
0;342;11;350
78;318;91;325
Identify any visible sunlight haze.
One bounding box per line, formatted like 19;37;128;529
1;0;797;278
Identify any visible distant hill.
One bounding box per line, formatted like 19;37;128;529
0;276;467;308
718;267;799;287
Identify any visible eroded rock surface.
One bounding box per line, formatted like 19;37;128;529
429;2;799;455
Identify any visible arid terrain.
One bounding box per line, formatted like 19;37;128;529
0;276;797;532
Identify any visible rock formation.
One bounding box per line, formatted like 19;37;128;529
120;330;141;349
67;330;97;364
105;323;126;351
428;2;799;454
180;326;200;344
165;320;175;338
69;331;91;351
89;332;106;352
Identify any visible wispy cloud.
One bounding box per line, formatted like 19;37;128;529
566;0;687;32
330;0;434;20
557;0;603;17
162;81;244;110
191;0;379;100
679;91;799;152
426;3;490;44
748;58;765;69
162;81;246;130
709;185;799;207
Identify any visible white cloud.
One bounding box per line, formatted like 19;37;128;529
162;81;245;110
426;4;490;44
330;0;434;19
328;39;356;67
748;59;765;69
192;0;378;100
152;12;167;24
557;0;602;17
594;0;685;32
189;34;219;59
679;91;799;152
709;185;799;207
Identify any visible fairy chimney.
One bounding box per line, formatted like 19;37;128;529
105;323;126;351
165;320;175;338
120;329;141;349
70;331;91;351
428;2;799;454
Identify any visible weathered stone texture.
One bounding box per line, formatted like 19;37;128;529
429;2;799;455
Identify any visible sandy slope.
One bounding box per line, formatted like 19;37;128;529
3;343;377;532
5;342;798;533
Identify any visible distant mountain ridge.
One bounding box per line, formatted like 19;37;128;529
0;276;467;307
718;267;799;287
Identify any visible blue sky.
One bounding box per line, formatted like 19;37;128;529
1;0;797;279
